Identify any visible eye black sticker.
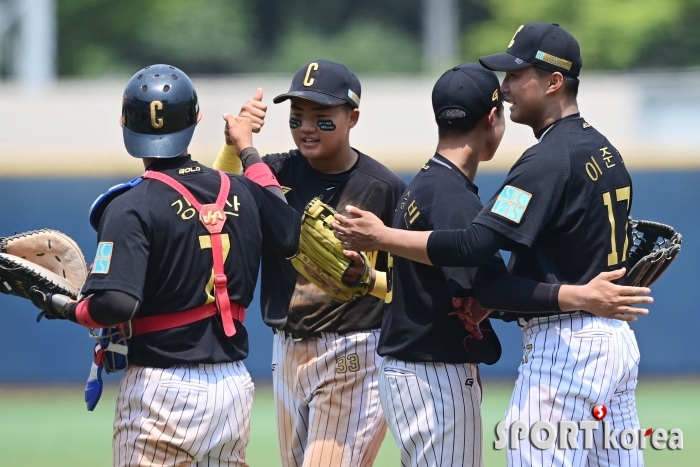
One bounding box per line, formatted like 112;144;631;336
289;118;301;129
317;120;336;131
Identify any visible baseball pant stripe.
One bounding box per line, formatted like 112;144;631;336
272;330;387;467
506;314;642;467
113;362;253;467
379;357;483;467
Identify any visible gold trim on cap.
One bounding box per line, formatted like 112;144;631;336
348;89;360;107
535;51;572;71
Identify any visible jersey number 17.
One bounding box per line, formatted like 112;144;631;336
602;186;630;267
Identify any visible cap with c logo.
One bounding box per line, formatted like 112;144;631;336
273;60;361;108
479;23;582;77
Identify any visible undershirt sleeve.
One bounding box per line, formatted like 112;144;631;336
427;223;510;267
429;225;562;312
239;147;286;200
472;257;561;312
66;290;141;326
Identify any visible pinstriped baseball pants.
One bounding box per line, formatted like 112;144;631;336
113;362;254;467
272;330;388;467
506;313;642;467
379;357;484;467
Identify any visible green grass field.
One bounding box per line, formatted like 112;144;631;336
0;378;696;466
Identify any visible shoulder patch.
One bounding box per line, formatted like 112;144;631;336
91;242;113;274
420;164;430;172
281;186;292;194
491;185;532;224
582;122;592;129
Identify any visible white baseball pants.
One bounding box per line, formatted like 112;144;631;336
113;361;254;467
506;313;642;467
272;329;388;467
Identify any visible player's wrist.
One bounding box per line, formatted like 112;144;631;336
374;225;392;252
558;284;586;312
214;143;243;174
239;147;263;171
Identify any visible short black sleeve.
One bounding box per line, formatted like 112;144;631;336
473;148;569;247
82;194;149;301
239;176;300;258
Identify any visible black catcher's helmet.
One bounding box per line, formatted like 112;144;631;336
122;64;199;158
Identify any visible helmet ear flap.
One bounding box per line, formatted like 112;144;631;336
121;64;199;159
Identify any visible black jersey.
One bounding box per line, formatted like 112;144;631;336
260;149;406;335
473;114;632;319
378;155;501;364
82;156;300;368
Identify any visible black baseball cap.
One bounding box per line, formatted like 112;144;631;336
479;23;582;77
273;59;361;108
432;63;505;127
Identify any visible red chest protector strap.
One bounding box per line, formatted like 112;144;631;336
137;170;243;337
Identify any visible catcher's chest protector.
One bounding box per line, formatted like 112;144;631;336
141;170;244;337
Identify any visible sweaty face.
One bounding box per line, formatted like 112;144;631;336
288;98;357;161
500;67;549;128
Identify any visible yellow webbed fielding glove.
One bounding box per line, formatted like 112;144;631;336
290;198;372;302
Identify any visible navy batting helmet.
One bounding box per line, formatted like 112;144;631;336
122;64;199;158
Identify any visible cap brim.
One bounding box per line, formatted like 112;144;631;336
123;124;197;159
273;90;347;106
479;52;532;72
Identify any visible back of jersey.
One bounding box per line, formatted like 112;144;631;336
474;115;632;290
83;156;299;367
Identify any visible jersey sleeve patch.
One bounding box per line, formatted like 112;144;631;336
491;185;532;224
91;242;114;274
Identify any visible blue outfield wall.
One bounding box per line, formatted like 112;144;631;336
0;170;698;383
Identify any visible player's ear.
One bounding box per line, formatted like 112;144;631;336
485;107;498;130
196;111;203;123
546;72;565;95
347;107;360;129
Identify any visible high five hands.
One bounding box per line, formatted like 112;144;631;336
221;88;267;152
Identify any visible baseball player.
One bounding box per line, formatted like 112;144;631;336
375;63;656;467
33;64;300;467
214;60;406;467
334;23;651;467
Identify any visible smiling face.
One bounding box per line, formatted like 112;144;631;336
289;97;359;161
500;66;551;129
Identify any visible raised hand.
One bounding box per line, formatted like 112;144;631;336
222;114;253;154
240;87;267;134
333;206;388;252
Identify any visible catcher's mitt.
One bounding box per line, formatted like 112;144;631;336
625;220;682;287
0;229;88;302
290;198;372;302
